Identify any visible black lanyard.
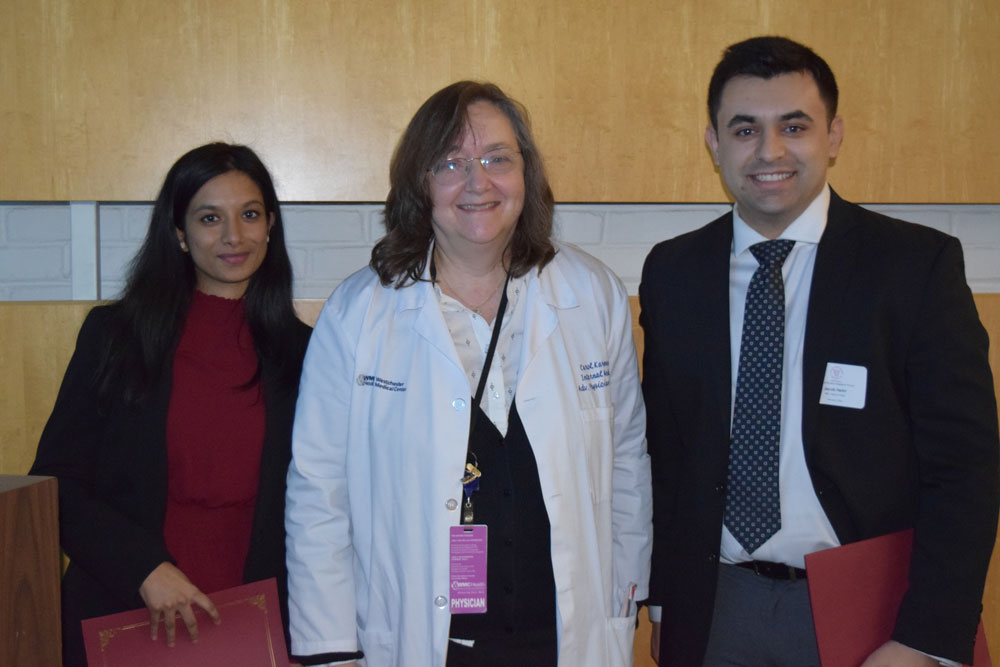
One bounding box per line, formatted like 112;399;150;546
462;271;511;524
469;271;511;436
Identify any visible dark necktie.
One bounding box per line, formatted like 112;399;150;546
725;239;795;553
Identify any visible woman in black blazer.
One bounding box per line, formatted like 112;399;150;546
30;143;311;666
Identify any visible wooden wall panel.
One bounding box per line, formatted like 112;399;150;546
2;0;997;203
0;302;93;475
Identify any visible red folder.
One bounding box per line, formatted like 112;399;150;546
81;578;289;667
805;529;990;667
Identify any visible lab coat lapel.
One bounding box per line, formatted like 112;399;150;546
518;260;578;382
406;278;467;375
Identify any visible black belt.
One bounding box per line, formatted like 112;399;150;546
734;559;807;581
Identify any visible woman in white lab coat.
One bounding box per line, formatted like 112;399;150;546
285;81;652;667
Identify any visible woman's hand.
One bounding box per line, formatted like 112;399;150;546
859;641;940;667
138;562;220;647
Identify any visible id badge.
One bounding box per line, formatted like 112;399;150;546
819;362;868;409
449;525;487;614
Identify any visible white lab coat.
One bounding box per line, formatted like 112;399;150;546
285;242;652;666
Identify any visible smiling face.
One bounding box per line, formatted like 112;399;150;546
428;101;525;263
176;170;274;298
706;71;844;238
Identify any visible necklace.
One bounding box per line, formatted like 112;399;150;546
437;271;506;315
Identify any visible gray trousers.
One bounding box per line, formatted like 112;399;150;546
702;563;821;667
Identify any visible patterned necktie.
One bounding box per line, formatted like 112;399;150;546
725;239;795;554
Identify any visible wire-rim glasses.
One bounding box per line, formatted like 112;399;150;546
428;151;522;186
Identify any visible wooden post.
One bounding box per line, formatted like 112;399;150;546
0;475;61;665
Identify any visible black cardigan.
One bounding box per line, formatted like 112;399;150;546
30;304;311;666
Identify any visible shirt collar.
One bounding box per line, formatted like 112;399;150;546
732;184;830;256
429;239;525;315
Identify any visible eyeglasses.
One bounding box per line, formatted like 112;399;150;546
428;151;522;186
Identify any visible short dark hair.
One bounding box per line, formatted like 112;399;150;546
371;80;556;287
707;36;839;131
98;142;301;402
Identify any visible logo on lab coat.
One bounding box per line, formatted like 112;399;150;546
356;374;407;392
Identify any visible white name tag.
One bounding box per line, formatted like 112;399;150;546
819;362;868;409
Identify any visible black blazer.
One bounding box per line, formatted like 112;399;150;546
639;190;999;666
30;304;311;666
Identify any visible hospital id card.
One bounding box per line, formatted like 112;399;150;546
449;525;487;614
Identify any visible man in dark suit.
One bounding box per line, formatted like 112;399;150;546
640;36;999;666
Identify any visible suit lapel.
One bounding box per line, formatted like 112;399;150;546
705;218;736;447
801;190;864;453
648;213;733;451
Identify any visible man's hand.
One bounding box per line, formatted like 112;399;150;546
860;640;940;667
650;620;661;664
139;562;220;647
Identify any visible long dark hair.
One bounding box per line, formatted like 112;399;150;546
371;81;556;287
96;142;300;404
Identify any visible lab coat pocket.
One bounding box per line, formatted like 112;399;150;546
604;615;636;667
358;628;396;667
581;405;615;503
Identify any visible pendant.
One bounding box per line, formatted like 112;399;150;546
461;455;481;524
461;462;482;495
462;496;474;524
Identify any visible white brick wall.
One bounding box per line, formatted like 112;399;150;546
0;205;73;300
557;204;733;293
2;201;999;300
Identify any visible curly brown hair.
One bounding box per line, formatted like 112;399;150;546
371;81;556;287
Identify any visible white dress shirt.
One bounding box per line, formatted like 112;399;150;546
720;185;841;569
435;274;527;436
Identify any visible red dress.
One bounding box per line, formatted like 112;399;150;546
162;290;266;593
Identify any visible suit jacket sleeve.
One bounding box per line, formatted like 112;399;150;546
29;307;173;603
891;236;1000;661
